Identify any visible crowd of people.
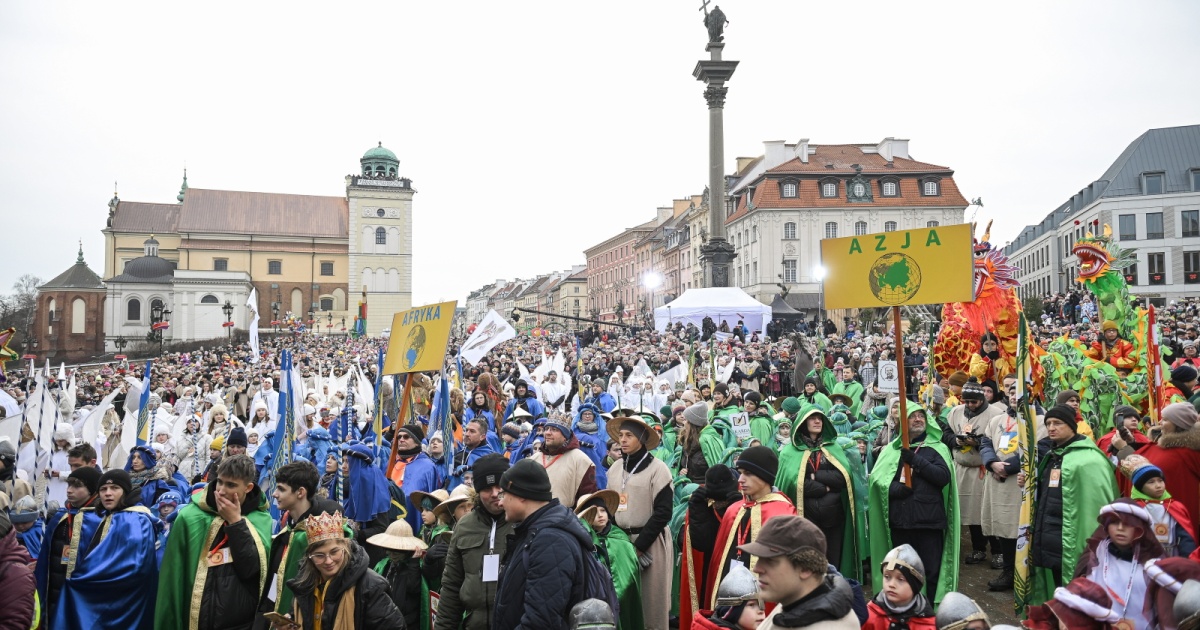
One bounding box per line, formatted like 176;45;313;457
1;295;1200;629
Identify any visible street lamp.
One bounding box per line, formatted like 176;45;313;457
113;335;128;353
222;300;234;343
149;304;171;355
272;306;280;333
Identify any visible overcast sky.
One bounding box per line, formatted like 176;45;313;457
2;1;1197;308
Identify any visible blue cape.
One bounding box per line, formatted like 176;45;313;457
54;507;159;630
17;518;45;560
342;449;392;523
35;505;102;628
394;452;443;532
451;442;498;490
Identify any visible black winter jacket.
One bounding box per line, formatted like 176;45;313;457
198;486;269;630
1031;435;1079;569
287;543;405;630
492;500;590;630
886;434;951;530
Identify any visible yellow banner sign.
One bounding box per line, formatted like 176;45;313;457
383;301;457;374
820;223;973;310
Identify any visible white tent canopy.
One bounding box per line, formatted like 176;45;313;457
654;287;773;333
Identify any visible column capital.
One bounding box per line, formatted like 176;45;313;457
704;85;728;108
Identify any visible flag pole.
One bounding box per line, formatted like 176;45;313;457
893;306;911;486
385;373;415;477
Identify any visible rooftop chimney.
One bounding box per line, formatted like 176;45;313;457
876;137;910;161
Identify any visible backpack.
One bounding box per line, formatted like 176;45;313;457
578;540;620;620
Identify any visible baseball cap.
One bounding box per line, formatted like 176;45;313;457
737;515;826;558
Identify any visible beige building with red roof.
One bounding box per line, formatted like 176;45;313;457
724;137;968;315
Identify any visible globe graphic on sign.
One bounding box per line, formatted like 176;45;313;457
868;253;922;305
405;325;427;369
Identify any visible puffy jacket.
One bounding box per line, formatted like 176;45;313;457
433;505;513;630
287;543;404;630
885;434;951;530
1031;436;1071;569
757;574;859;629
492;499;590;630
0;527;36;630
861;593;935;629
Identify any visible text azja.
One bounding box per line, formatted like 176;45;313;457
847;229;941;254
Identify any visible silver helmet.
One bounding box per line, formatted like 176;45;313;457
569;598;616;630
935;591;990;630
1177;580;1200;630
716;563;759;607
881;543;926;584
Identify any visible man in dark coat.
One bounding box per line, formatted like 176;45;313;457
493;459;590;629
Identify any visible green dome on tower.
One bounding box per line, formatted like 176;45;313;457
360;142;399;177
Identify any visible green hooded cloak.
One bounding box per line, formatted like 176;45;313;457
775;408;866;581
699;412;739;467
583;519;644;630
866;403;961;605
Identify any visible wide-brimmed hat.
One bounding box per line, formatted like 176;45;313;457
409;488;449;512
605;415;660;451
575;489;620;522
433;485;474;520
829;392;853;406
366;518;427;552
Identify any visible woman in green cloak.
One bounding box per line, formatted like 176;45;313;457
774;408;866;581
576;490;644;630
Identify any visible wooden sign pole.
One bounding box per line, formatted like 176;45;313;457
893;306;912;487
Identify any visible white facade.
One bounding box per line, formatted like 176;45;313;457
103;270;252;352
346;178;414;336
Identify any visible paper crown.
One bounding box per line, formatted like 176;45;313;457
305;511;348;545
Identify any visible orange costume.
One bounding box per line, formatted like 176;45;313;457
1087;337;1136;370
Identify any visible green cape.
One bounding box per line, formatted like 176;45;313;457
748;411;775;446
583;520;644;630
699;416;739;467
831;380;865;417
866;412;960;605
1028;437;1117;606
775;409;866;581
155;487;273;630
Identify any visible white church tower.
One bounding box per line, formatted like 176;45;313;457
346;143;414;336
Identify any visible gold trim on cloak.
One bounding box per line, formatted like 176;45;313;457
707;492;790;609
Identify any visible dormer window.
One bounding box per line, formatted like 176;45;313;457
920;177;942;197
820;178;838;198
1143;172;1164;195
780;180;798;198
880;177;900;197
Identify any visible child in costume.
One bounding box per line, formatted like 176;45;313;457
1122;454;1197;558
690;564;763;630
863;544;935;629
367;518;427;630
1072;498;1165;630
1023;577;1123;630
576;490;644;630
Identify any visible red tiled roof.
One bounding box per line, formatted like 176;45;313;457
769;145;951;174
725;172;967;224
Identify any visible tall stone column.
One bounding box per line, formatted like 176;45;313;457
694;42;738;287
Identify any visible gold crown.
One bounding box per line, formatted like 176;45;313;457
305;511;348;545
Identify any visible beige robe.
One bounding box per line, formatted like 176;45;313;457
528;446;594;508
946;403;1003;526
608;455;673;630
981;410;1047;538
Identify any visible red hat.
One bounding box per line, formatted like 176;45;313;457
1047;578;1120;628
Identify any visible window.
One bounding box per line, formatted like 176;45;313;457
927;220;940;228
884;221;897;232
825;222;838;239
783;222;797;239
127;299;141;321
1193;171;1200;192
321;261;334;276
1183;210;1200;238
752;262;757;282
213;259;228;271
1146;212;1164;239
851;182;867;198
151;298;164;315
821;181;837;198
922;179;940;196
320;297;334;310
70;298;85;334
1144;173;1164;195
1185;252;1200;284
855;221;868;236
1119;214;1137;240
1148;252;1166;285
783;260;797;283
200;295;220;304
881;180;898;197
268;260;282;275
752;226;758;242
781;182;798;198
375;227;387;245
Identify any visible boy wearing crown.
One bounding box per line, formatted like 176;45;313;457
1122;454;1197;558
157;454;274;630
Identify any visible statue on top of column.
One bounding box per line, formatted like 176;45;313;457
700;1;728;44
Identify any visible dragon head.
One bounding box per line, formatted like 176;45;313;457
971;220;1020;300
1072;224;1134;283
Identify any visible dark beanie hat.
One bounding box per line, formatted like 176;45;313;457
803;376;818;388
961;377;986;402
743;391;762;406
68;466;102;495
397;424;425;443
1172;364;1198;384
981;379;1000;399
705;464;739;500
98;469;134;500
1045;405;1078;433
1114;405;1141;421
228;427;249;448
500;424;521;440
714;382;730;396
735;446;779;485
1055;390;1080;406
473;454;510;492
499;459;553;502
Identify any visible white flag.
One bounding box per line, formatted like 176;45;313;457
459;310;516;366
247;288;261;364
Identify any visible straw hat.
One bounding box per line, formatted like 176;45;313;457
366;518;427;552
605;415;660;451
433;485;474;520
575;489;620;523
409;488;449;512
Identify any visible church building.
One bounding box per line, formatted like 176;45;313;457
36;143;414;360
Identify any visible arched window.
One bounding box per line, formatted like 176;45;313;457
48;298;57;324
825;222;838;239
375;227;387;245
71;298;86;334
200;295;220;304
926;220;940;228
291;288;303;314
884;221;897;232
127;298;142;321
320;297;334;311
783;222;797;239
855;221;868;236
